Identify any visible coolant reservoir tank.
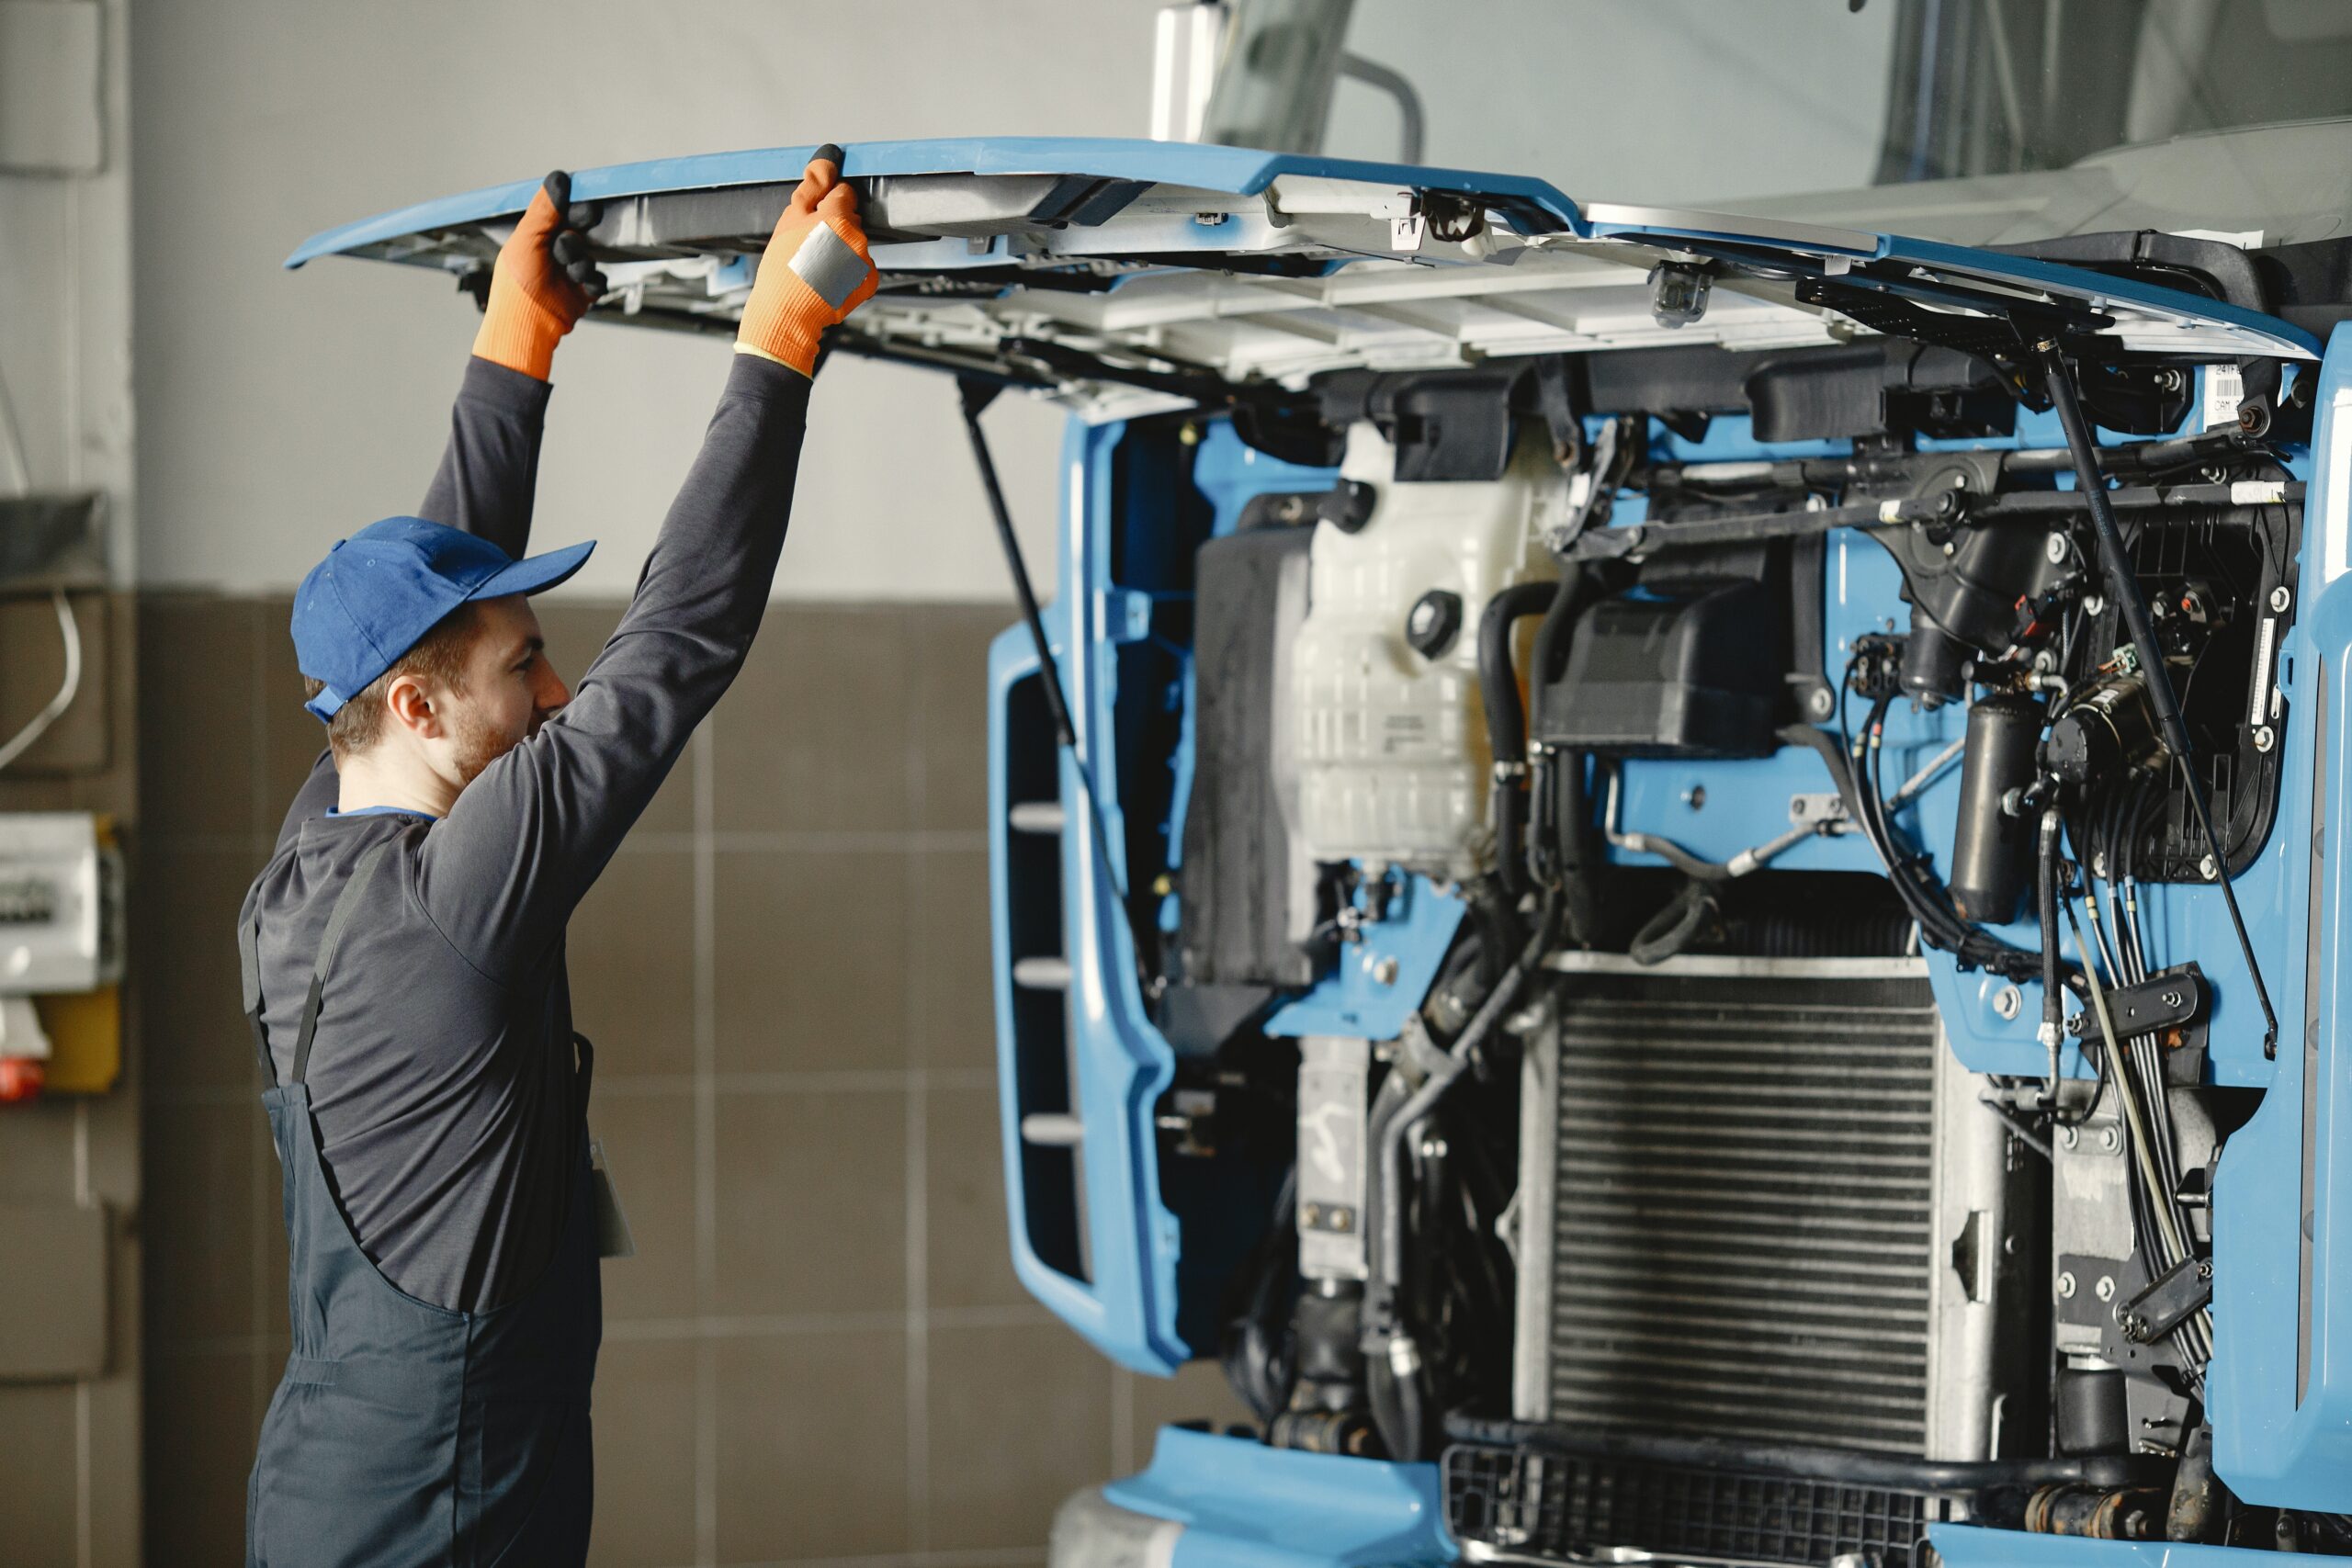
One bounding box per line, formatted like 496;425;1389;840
1292;423;1562;873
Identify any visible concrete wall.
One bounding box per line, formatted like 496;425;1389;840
0;3;142;1565
128;0;1182;599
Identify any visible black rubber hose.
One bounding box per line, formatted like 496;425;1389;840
1532;566;1607;937
1477;581;1562;898
1443;1416;2169;1493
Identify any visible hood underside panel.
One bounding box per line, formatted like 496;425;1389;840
290;137;2319;418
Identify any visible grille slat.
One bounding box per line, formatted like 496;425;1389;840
1445;1445;1957;1568
1544;971;1942;1456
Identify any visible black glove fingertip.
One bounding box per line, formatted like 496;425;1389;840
542;170;572;209
811;142;844;169
564;200;603;231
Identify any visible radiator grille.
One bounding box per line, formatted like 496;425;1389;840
1443;1442;1955;1568
1542;969;1943;1454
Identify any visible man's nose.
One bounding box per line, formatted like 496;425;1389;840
537;663;572;712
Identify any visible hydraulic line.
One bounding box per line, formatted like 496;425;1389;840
2037;807;2075;1118
2064;895;2192;1273
2036;344;2278;1057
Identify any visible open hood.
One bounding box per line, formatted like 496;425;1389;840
289;137;2319;422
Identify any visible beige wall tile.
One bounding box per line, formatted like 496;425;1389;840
925;1083;1023;1312
0;1382;82;1565
910;604;1007;832
587;1337;696;1568
138;597;260;837
712;850;908;1073
141;1100;259;1344
144;1351;256;1566
912;848;994;1071
588;1091;696;1323
712;1089;906;1317
926;1322;1114;1551
133;847;267;1094
715;1328;909;1562
711;606;912;833
568;849;695;1077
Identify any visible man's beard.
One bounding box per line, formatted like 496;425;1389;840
451;709;540;787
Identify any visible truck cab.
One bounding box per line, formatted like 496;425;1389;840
296;5;2352;1558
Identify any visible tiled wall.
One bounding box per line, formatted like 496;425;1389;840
0;591;142;1568
137;593;1246;1568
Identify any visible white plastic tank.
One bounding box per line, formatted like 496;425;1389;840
1291;422;1565;874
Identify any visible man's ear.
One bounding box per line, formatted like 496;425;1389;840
382;672;445;740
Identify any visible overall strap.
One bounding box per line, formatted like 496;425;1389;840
286;838;398;1088
238;882;276;1089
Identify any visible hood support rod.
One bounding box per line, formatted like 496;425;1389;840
2034;342;2278;1058
958;377;1131;908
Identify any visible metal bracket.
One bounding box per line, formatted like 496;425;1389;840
2118;1253;2214;1345
2065;963;2207;1050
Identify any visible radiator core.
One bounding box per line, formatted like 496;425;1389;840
1512;958;2005;1459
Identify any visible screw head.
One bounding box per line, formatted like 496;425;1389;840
1809;685;1836;718
2057;1270;2077;1300
2060;1125;2079;1150
1992;985;2023;1021
2272;585;2293;614
1372;955;1400;987
2100;1125;2122;1154
2199;854;2221;881
1683;784;1707;810
2256;725;2276;753
2096;1274;2117;1303
2046;532;2069;563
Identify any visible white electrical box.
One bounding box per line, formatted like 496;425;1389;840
0;813;119;996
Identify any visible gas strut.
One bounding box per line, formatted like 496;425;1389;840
956;378;1133;907
2034;343;2279;1057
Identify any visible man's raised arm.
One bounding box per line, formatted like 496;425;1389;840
420;150;877;977
274;174;606;847
419;171;606;556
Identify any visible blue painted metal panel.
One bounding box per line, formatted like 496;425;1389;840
985;418;1190;1375
1264;874;1466;1041
286;137;2315;360
2207;330;2352;1507
1105;1427;1453;1568
284;136;1587;268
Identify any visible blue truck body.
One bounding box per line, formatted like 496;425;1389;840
302;133;2352;1562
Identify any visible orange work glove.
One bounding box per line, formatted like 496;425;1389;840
472;170;606;381
735;145;878;378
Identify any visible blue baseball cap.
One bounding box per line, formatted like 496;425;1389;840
291;516;595;720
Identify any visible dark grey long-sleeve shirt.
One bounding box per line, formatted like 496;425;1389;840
248;354;809;1310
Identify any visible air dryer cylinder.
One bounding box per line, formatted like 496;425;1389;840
1949;693;2043;926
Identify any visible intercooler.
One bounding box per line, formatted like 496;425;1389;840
1508;956;2023;1461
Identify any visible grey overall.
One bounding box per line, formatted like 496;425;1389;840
241;840;602;1567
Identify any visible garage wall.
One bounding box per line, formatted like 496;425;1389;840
125;0;1169;600
0;2;141;1565
135;593;1250;1566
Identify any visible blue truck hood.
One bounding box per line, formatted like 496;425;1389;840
289;137;2316;419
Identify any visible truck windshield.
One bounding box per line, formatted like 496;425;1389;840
1201;0;2352;239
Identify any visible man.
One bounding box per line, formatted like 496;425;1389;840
238;148;876;1567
